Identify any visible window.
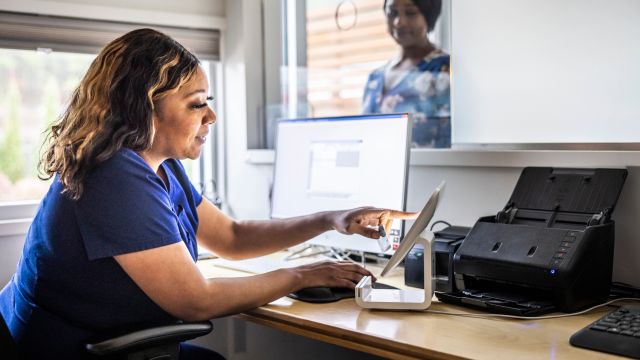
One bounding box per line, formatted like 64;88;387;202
0;49;219;203
305;0;397;117
262;0;451;149
0;48;94;202
0;11;221;209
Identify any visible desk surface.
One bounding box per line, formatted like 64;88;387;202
198;258;625;360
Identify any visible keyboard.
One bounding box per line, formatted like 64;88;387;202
212;255;325;274
570;305;640;358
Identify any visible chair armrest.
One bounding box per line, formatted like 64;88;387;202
85;321;213;356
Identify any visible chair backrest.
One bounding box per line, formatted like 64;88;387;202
0;314;19;360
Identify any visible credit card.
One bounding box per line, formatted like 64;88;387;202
377;235;391;252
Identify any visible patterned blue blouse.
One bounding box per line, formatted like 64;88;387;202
362;51;451;148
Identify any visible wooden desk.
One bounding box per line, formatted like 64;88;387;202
198;259;624;360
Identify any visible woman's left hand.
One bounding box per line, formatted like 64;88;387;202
329;207;418;239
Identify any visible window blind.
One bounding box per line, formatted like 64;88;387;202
0;11;220;60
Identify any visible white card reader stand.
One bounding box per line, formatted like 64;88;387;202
355;181;443;310
355;232;433;310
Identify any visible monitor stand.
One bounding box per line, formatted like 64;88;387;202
355;233;433;310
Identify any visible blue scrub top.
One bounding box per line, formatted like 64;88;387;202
0;148;203;358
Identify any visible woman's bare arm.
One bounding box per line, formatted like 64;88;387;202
195;198;416;259
114;242;371;321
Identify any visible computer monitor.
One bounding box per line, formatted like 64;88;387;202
271;113;411;255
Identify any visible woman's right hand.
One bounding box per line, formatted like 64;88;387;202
288;261;376;291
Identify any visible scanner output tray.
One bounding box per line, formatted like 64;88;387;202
436;289;555;316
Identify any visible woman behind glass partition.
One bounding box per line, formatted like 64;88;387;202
362;0;450;148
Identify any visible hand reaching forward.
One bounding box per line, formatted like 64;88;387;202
291;261;376;290
329;207;418;239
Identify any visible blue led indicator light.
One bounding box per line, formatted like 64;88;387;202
549;269;557;275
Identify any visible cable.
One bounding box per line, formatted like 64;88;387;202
429;220;451;231
424;297;640;320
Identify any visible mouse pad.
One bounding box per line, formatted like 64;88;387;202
288;282;398;303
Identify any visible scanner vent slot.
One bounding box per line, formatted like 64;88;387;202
527;246;537;257
491;242;502;252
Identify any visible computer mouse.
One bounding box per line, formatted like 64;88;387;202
288;282;397;303
287;287;351;303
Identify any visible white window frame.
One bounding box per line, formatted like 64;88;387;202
0;201;39;237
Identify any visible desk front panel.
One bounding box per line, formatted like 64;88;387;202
198;259;623;359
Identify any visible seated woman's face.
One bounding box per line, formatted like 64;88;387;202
151;67;216;161
385;0;429;48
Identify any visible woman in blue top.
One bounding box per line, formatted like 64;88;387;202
0;29;415;359
363;0;450;148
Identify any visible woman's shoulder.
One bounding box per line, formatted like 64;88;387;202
364;58;395;90
95;148;154;175
419;49;450;72
162;158;186;173
366;64;385;80
161;158;191;188
82;148;162;194
423;47;449;60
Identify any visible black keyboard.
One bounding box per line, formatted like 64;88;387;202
570;306;640;358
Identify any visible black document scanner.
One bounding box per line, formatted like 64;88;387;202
436;167;627;315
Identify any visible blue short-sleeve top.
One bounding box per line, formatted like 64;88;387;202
0;148;203;358
362;51;451;148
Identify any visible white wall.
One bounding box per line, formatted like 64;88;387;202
221;0;275;219
451;0;640;145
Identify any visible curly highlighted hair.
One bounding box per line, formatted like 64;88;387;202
40;28;200;200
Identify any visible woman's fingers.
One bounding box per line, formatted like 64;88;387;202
384;218;393;235
298;261;376;288
387;210;419;219
333;262;376;283
347;208;419;237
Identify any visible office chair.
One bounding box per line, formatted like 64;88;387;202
1;313;19;360
86;320;213;360
1;313;212;360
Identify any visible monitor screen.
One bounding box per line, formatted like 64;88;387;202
271;113;411;255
